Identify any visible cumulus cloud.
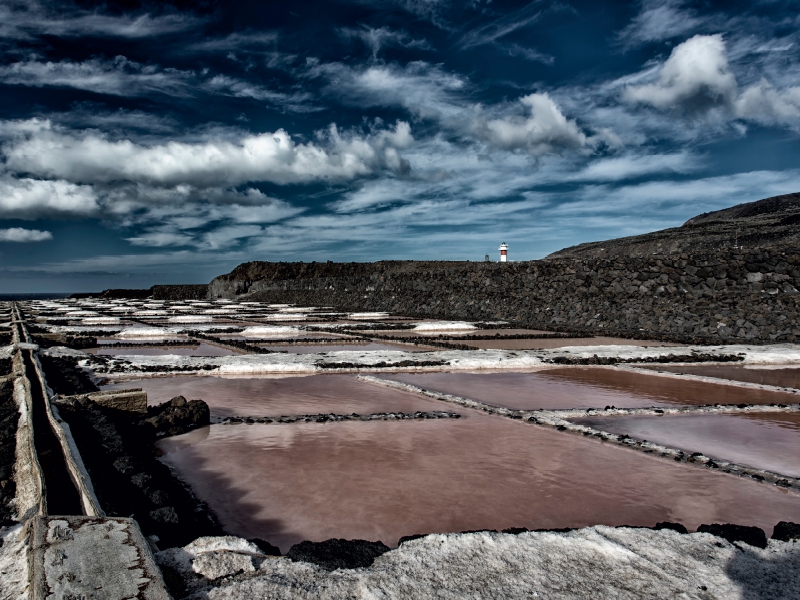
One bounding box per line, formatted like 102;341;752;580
0;176;99;218
736;81;800;128
476;93;587;155
0;227;53;242
3;119;415;187
623;34;737;113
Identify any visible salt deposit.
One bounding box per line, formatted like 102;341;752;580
412;321;476;332
155;527;800;599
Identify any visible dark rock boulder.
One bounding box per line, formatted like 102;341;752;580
287;538;390;570
772;521;800;542
140;396;210;438
653;522;688;534
697;523;767;549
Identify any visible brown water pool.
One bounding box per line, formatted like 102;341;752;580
86;343;241;357
640;365;800;390
102;375;455;418
157;413;800;552
382;368;798;410
570;412;800;478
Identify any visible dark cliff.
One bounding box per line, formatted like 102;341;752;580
548;192;800;259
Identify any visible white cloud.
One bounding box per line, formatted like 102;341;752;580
125;231;194;247
3;119;414;187
476;93;587;155
624;34;737;112
0;56;194;97
0;2;199;41
0;227;53;242
735;81;800;128
570;153;701;182
617;0;708;48
313;61;467;120
0;176;99;218
459;1;547;50
202;75;316;112
341;26;432;60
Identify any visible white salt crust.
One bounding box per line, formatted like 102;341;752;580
154;528;800;600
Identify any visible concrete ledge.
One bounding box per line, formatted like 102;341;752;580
12;350;46;521
59;388;148;415
28;516;171;600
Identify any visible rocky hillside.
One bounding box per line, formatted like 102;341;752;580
548;192;800;259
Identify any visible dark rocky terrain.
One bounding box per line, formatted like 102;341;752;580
548;192;800;259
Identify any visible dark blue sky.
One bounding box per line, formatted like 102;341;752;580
1;0;799;291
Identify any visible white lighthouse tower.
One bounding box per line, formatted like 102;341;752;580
499;242;508;262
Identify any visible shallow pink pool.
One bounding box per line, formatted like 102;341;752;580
157;413;800;552
641;364;800;390
87;343;241;357
382;368;798;410
570;412;800;478
102;375;454;418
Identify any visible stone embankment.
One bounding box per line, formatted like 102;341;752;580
153;247;800;344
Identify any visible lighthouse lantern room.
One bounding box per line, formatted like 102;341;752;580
499;242;508;262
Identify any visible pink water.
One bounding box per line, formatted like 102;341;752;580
87;343;241;357
641;365;800;390
263;343;436;354
102;375;454;418
382;368;798;410
157;413;800;552
570;412;800;478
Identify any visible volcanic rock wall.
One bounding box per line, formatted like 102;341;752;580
166;249;800;344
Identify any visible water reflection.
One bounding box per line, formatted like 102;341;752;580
641;364;800;389
103;375;454;418
157;414;800;552
570;412;800;478
384;368;798;410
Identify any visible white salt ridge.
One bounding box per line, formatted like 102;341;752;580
265;314;307;321
349;312;390;319
203;309;237;315
94;343;800;378
278;307;313;313
413;321;477;331
116;327;186;338
157;528;800;599
134;310;168;316
81;317;120;325
169;316;213;323
239;326;300;337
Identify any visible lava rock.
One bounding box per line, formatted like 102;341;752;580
772;521;800;542
286;538;390;570
140;398;210;438
697;523;767;549
653;522;689;534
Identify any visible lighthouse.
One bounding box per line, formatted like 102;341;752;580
499;242;508;262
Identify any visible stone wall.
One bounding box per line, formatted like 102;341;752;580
160;248;800;344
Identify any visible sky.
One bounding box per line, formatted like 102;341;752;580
1;0;799;292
